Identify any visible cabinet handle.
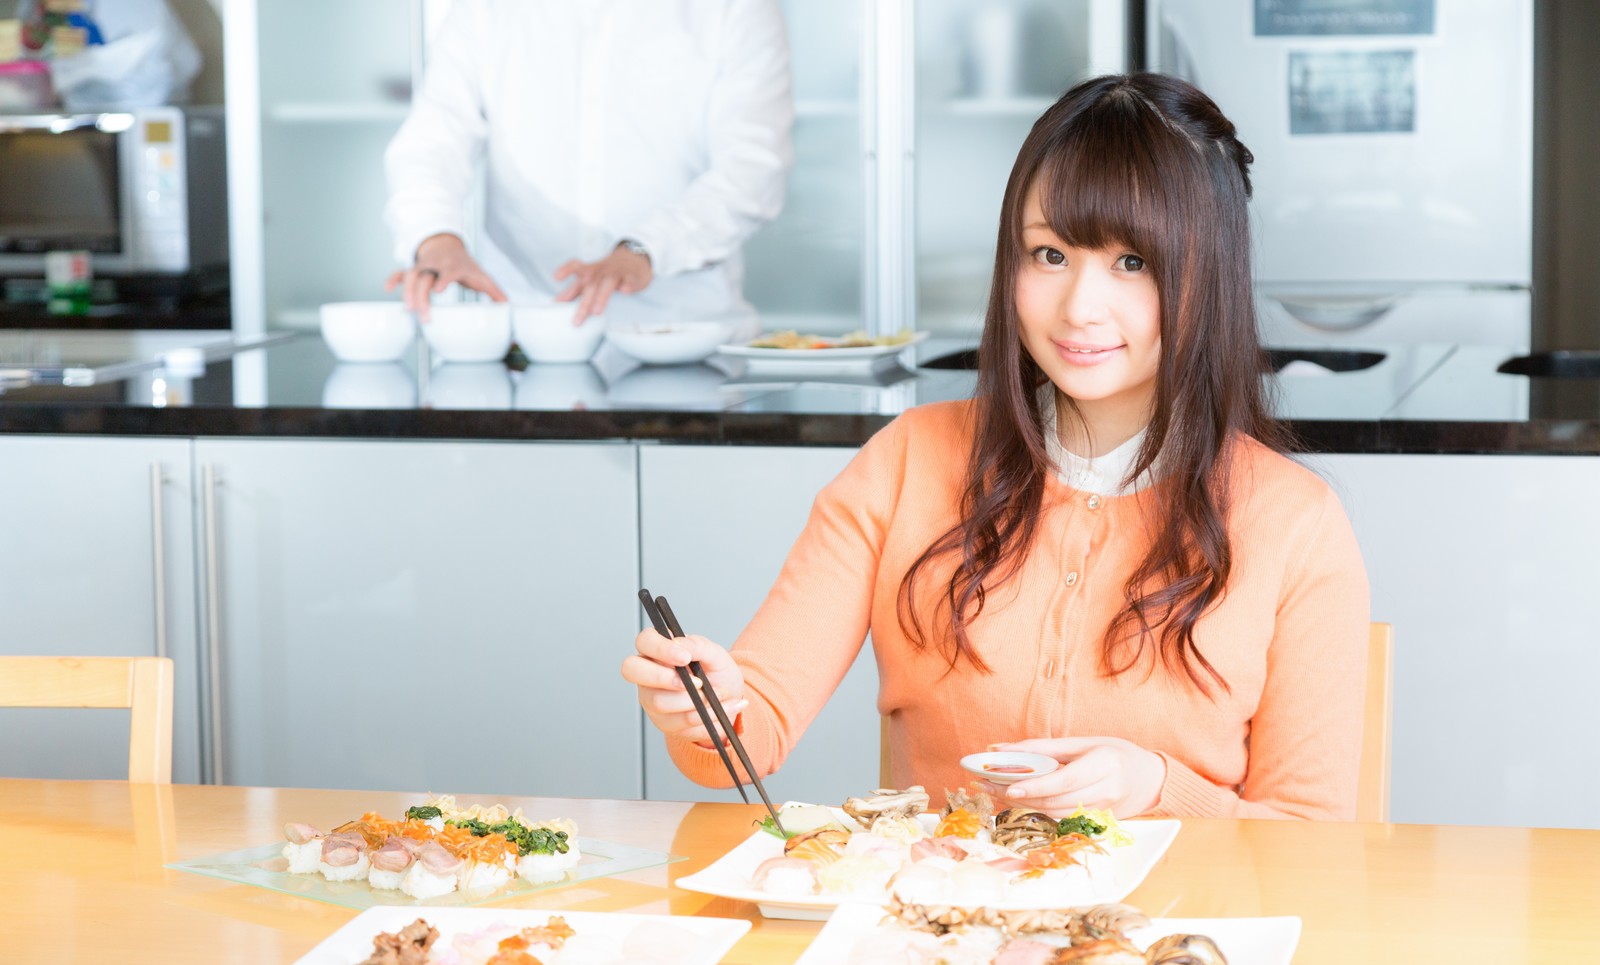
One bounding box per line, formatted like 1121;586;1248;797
148;463;168;660
201;463;223;785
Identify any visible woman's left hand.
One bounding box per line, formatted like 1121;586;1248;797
980;736;1166;819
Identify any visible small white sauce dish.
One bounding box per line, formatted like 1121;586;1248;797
958;751;1060;785
320;301;416;363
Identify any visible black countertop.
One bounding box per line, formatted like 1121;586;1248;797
0;331;1597;454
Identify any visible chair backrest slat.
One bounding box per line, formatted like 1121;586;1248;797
0;656;174;783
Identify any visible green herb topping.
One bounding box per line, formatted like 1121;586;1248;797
446;817;570;856
756;815;798;840
1056;814;1108;838
405;805;443;821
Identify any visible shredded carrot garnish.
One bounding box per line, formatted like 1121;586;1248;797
935;807;982;840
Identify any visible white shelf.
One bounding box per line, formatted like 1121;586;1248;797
276;308;322;331
268;102;411;123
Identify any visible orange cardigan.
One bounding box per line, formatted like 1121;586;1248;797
667;400;1370;819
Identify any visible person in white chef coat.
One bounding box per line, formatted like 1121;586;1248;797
383;0;794;332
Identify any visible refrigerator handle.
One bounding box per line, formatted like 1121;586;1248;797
148;463;168;661
200;463;224;785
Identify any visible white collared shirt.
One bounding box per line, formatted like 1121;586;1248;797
1039;388;1156;496
385;0;794;328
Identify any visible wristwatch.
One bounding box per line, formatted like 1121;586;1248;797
615;237;652;265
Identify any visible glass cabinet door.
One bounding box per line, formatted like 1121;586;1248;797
229;0;421;335
913;0;1127;336
740;0;866;337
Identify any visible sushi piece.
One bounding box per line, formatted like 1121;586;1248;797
751;855;818;897
318;831;371;882
459;852;515;895
367;835;420;891
400;842;461;899
280;822;325;874
514;822;581;884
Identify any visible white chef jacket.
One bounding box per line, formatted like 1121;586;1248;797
384;0;794;329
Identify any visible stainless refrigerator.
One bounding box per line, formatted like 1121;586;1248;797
1147;0;1533;350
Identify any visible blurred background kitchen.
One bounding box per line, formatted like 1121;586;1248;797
1;0;1592;349
4;1;1600;833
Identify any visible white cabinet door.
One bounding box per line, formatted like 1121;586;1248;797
0;436;201;783
639;445;877;805
1307;453;1600;830
193;439;642;799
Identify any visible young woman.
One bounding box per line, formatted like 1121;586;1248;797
621;73;1369;820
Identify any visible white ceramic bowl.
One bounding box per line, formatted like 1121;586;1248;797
320;302;416;363
422;302;513;363
958;751;1060;786
321;363;418;409
603;320;734;365
511;302;605;363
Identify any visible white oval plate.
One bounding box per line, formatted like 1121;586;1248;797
673;803;1180;921
795;902;1301;965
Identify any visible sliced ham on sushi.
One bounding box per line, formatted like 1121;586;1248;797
401;842;461;899
318;831;371;882
280;823;325;874
366;835;420;891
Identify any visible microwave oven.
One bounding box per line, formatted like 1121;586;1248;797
0;106;227;286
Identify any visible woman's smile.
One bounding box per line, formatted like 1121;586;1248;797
1053;340;1125;366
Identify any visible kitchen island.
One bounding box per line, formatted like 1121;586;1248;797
2;331;1598;833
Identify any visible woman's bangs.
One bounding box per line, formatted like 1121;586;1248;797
1029;102;1174;263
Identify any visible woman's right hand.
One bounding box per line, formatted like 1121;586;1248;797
621;629;749;745
384;233;508;321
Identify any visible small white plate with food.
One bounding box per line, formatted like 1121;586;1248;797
293;906;750;965
716;330;929;375
959;751;1061;785
795;900;1302;965
673;788;1180;921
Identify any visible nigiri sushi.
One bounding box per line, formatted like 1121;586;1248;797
280;822;325;874
515;822;581;884
367;835;419;891
401;842;461;899
318;831;370;882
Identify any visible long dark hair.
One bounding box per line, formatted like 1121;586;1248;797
897;73;1284;695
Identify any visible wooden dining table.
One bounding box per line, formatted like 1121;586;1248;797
6;778;1598;962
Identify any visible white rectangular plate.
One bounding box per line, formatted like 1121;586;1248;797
717;331;929;375
796;902;1301;965
673;806;1180;921
293;906;750;965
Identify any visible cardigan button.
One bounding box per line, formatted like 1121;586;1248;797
1065;571;1079;586
1087;494;1102;510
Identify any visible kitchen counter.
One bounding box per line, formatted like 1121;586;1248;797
0;330;1597;454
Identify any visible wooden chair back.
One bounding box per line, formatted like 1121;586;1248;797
0;656;174;783
1357;622;1394;823
879;622;1395;822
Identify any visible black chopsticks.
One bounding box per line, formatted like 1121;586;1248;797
638;588;785;836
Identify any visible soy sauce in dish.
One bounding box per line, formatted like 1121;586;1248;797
983;764;1034;774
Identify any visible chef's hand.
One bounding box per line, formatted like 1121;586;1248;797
979;737;1165;819
622;628;747;747
552;246;653;326
384;233;508;322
